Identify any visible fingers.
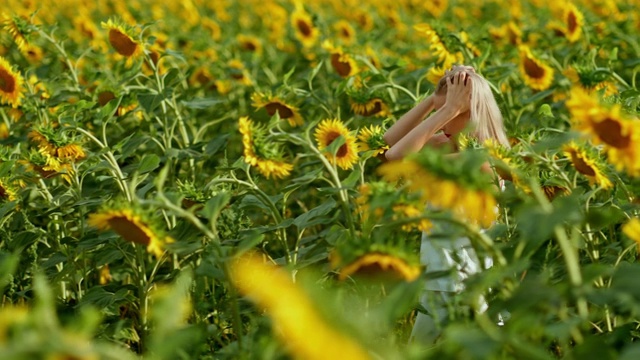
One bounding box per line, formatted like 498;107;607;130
449;71;470;85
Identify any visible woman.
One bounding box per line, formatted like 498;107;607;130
383;65;509;344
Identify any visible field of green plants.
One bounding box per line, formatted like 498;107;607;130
2;0;640;358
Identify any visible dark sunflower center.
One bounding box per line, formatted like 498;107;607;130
296;19;312;37
592;118;631;148
523;57;545;79
570;153;596;176
242;41;257;51
326;131;348;157
0;185;6;199
265;102;294;118
107;216;151;246
108;29;138;57
331;53;352;78
567;11;577;34
0;68;16;93
98;91;116;106
341;27;350;38
196;71;211;85
364;100;382;116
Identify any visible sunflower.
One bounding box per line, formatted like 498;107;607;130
562;3;584;43
251;92;303;127
378;157;498;228
314;119;359;170
339;252;420;281
0;123;7;139
28;128;86;163
542;184;571;201
57;143;86;161
291;6;319;48
623;218;640;252
228;59;252;86
393;204;432;232
563;142;613;189
201;18;222;41
88;208;172;258
423;0;448;18
333;20;356;45
230;252;370;360
519;46;554;91
322;41;359;78
99;265;112;285
101;19;144;59
413;23;463;67
566;88;640;176
489;21;522;46
0;179;17;202
239;116;293;179
2;14;30;52
357;125;389;156
0;57;24;108
350;98;389;117
237;34;263;53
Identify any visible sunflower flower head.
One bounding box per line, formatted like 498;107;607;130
238;116;293;179
566;87;640;176
251;91;303;127
348;85;391;117
0;178;18;202
236;34;263;54
413;23;463;69
2;14;32;52
0;57;25;108
314;119;360;170
563;141;613;189
290;5;320;48
322;41;360;78
339;251;421;282
623;218;640;253
230;252;370;360
88;205;173;258
518;45;554;91
357;125;389;156
378;148;498;228
549;2;584;43
101;19;144;60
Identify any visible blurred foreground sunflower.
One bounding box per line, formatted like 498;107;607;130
230;252;370;360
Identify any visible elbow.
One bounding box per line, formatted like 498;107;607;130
385;148;402;162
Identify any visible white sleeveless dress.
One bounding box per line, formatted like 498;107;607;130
409;180;505;344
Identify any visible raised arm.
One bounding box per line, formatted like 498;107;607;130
385;71;472;161
385;106;460;161
383;94;435;147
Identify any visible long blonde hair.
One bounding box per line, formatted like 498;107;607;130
436;71;510;148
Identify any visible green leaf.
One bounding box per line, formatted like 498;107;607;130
293;199;337;229
96;96;122;121
138;154;161;174
181;98;224;109
198;192;232;223
137;93;164;113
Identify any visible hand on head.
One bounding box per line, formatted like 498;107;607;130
443;69;472;114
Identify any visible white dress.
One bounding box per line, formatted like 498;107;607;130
409;180;505;344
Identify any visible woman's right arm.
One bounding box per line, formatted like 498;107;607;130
383;95;435;147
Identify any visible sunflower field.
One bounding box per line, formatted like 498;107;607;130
2;0;640;358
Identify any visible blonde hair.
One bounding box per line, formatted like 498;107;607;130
436;71;510;148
